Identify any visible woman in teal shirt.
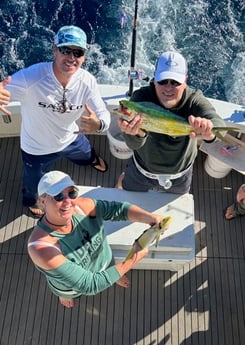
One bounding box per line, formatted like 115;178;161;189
28;170;164;308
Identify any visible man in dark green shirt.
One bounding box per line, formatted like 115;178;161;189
116;51;225;193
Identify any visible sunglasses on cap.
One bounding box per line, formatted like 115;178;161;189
157;79;182;87
53;189;79;202
58;46;85;58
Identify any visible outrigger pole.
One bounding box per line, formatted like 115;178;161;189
128;0;138;96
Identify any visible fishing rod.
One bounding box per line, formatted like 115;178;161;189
127;0;138;96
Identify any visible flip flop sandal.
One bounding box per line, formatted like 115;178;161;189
91;155;108;173
224;202;244;220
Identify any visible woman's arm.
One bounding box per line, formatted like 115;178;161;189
28;239;148;295
127;204;163;226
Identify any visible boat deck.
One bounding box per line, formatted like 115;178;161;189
0;134;244;345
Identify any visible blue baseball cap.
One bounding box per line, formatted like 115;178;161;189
54;25;87;49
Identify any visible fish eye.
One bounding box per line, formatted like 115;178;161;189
120;104;127;112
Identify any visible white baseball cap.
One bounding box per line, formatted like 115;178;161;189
154;51;187;84
38;171;78;196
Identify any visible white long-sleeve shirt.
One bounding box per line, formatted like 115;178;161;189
6;62;110;154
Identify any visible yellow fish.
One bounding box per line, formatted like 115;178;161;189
125;216;172;261
115;100;239;141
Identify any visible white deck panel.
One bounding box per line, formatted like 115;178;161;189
207;97;245;129
201;98;245;174
79;186;195;271
200;136;245;174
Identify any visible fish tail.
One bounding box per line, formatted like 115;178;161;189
154;233;161;248
214;130;228;143
212;126;240;132
212;126;240;144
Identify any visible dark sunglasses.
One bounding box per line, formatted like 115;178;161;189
58;46;85;58
157;79;181;87
53;189;79;202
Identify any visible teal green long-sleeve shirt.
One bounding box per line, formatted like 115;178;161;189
35;199;131;298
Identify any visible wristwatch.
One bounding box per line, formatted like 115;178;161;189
136;130;147;138
203;135;217;143
96;119;105;133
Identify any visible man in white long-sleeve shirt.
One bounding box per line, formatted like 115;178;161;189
0;25;110;216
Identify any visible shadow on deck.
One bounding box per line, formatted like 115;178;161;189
0;135;244;345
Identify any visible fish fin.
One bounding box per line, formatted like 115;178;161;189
125;247;135;261
212;126;240;135
155;233;161;248
212;127;241;144
215;131;230;143
213;126;240;131
214;131;237;144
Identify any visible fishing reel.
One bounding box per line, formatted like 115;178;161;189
128;69;150;83
128;69;143;80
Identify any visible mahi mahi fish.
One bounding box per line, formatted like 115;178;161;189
115;100;239;140
125;216;172;261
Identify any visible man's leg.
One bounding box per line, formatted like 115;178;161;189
61;136;107;172
116;157;156;191
21;150;57;209
169;166;193;194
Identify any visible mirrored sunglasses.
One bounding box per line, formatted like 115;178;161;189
53;189;79;202
157;79;181;87
58;46;85;58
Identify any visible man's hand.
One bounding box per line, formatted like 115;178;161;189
0;76;12;116
74;103;101;134
118;114;146;137
188;115;216;141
